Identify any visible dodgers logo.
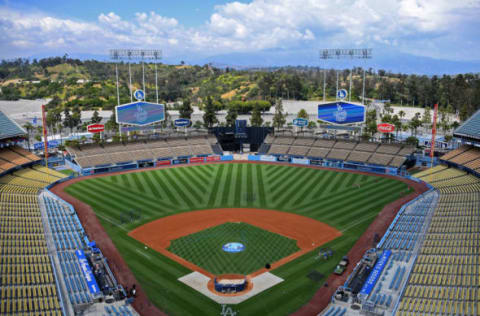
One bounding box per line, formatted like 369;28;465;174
222;242;245;253
135;104;148;123
334;103;347;123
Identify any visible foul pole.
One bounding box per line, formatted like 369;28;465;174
41;105;48;167
430;103;438;168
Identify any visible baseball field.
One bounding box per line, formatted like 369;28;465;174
62;162;412;315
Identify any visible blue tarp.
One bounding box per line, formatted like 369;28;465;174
359;250;391;296
75;249;101;295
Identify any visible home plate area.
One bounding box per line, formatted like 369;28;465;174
178;271;284;304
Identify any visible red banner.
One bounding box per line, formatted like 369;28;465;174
87;124;105;133
377;123;395;133
430;104;438;160
206;156;221;162
190;157;205;163
156;160;171;166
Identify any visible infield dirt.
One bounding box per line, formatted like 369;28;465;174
129;208;342;278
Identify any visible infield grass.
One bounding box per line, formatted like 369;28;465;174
168;222;299;275
64;163;412;316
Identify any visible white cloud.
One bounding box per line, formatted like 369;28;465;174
0;0;479;60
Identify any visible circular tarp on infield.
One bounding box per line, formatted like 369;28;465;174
222;242;245;253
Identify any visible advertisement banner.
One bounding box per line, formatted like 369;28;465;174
260;155;277;162
156;160;171;166
293;118;308;127
359;250;391;296
189;157;205;163
172;158;188;165
276;156;290;162
310;159;322;165
87;124;105;133
206;156;221;162
174;118;191;127
248;155;261;161
318;102;365;125
116;101;165;126
34;140;59;150
377;123;395;133
221;155;234;161
291;158;310;165
75;250;101;295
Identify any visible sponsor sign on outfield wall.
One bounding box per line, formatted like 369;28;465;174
172;158;188;165
318;102;365;125
310;159;322;165
116;101;165;126
260;155;277;162
189;157;205;163
156;160;171;166
291;158;310;165
206;156;221;162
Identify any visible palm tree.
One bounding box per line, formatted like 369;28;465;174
398;110;406;120
23;122;34;151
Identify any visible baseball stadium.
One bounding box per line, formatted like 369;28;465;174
1;92;480;316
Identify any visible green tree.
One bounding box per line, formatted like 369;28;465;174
202;96;218;128
272;99;286;130
105;112;118;132
365;109;378;136
297;108;308;119
422;107;432;125
225;105;238;127
90;109;102;124
392;115;402;140
250;106;263;127
179;98;193;120
409;112;422;136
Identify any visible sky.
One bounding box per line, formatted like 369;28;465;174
0;0;480;68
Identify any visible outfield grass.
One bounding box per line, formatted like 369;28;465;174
168;222;299;275
65;163;412;316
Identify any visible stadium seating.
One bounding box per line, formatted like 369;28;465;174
68;135;218;168
397;163;480;316
0;169;67;315
263;136;410;168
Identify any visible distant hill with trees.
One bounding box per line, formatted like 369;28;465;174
0;56;479;122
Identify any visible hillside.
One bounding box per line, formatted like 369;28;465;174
0;57;479;120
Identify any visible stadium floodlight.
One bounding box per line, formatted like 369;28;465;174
319;48;373;103
110;49;163;105
109;49;162;60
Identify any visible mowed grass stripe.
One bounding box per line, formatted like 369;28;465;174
129;172;147;193
149;170;182;206
265;165;284;181
193;164;212;180
326;183;407;228
170;168;204;205
269;166;302;192
207;164;225;206
185;166;211;188
221;164;234;205
66;184;159;222
161;169;195;208
307;170;337;199
234;163;243;205
319;172;345;196
139;171;162;197
295;177;393;212
93;177;176;211
287;169;325;208
77;179;171;215
331;172;354;192
308;181;405;221
272;168;312;208
256;164;267;207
